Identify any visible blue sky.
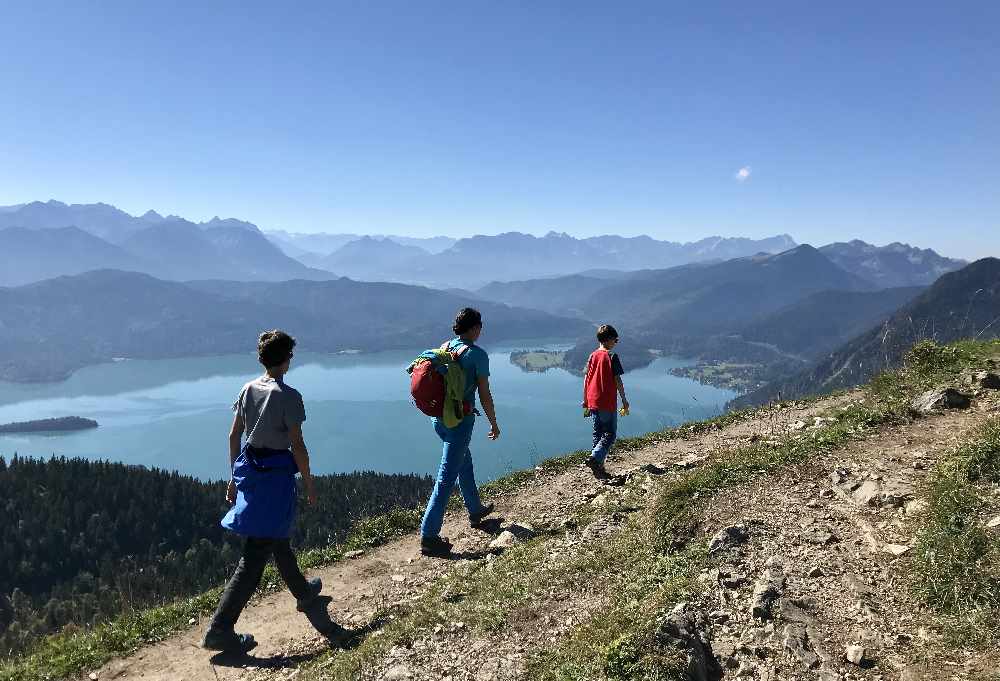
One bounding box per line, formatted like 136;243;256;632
1;1;997;259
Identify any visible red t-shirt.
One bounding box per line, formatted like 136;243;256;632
584;349;622;412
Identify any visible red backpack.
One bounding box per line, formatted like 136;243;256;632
408;343;469;417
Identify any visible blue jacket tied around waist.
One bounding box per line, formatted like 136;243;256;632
221;443;299;539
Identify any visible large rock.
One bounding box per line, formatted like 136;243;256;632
783;623;819;669
751;566;786;620
488;522;536;550
851;480;881;506
909;388;972;414
656;604;721;681
709;524;748;554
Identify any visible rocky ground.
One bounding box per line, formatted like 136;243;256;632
86;364;1000;681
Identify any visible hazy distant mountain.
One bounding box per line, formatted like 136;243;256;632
0;227;143;286
265;230;457;258
387;235;456;254
0;270;590;382
316;237;429;280
0;200;335;283
0;200;145;242
819;240;965;288
732;258;1000;408
399;232;798;286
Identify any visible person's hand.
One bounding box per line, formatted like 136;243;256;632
580;400;586;408
622;398;630;412
226;479;237;505
304;480;317;506
487;424;500;441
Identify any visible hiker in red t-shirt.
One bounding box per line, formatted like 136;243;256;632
582;324;630;474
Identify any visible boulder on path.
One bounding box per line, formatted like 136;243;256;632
909;388;971;415
844;644;866;665
782;623;819;669
656;604;721;681
750;566;786;620
709;524;748;554
488;522;536;550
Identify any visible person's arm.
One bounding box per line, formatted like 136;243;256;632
226;412;243;504
288;421;316;505
582;358;591;408
616;376;629;411
477;375;500;440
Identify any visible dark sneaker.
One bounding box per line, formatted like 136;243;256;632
201;629;256;652
584;456;606;474
296;577;323;612
420;535;452;557
469;502;495;527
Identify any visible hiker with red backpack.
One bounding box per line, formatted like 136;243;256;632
408;308;499;557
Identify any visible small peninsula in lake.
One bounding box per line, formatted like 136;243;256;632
510;350;567;373
0;416;98;434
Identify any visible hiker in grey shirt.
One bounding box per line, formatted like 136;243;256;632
203;330;322;652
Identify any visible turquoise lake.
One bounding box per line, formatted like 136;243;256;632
0;344;736;482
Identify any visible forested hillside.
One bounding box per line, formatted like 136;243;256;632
0;455;432;658
0;270;590;382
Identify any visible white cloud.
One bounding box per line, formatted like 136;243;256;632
735;166;752;182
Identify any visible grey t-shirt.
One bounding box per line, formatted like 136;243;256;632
233;376;306;450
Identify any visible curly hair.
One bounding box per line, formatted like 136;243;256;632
258;329;296;368
453;308;483;335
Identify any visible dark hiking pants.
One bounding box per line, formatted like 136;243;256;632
208;536;309;633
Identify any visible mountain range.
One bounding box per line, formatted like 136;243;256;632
294;231;801;287
265;230;457;258
0;270;591;382
0;201;332;285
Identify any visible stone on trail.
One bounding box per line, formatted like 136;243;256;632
488;522;536;550
883;543;911;556
782;623;820;669
880;479;916;507
709;524;748;554
851;479;881;506
909;388;972;414
986;516;1000;530
845;644;866;665
384;665;412;680
750;566;786;620
801;526;838;545
344;549;364;559
656;604;720;681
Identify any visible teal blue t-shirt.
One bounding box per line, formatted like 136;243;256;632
446;338;490;404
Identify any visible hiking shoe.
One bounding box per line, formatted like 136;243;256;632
202;629;256;652
584;457;606;474
420;535;452;557
296;577;323;612
469;502;495;527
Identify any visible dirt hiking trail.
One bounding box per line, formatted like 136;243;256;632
89;382;1000;681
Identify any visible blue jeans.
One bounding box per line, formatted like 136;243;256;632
591;410;618;463
420;415;485;538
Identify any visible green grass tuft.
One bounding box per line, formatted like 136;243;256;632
913;417;1000;647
